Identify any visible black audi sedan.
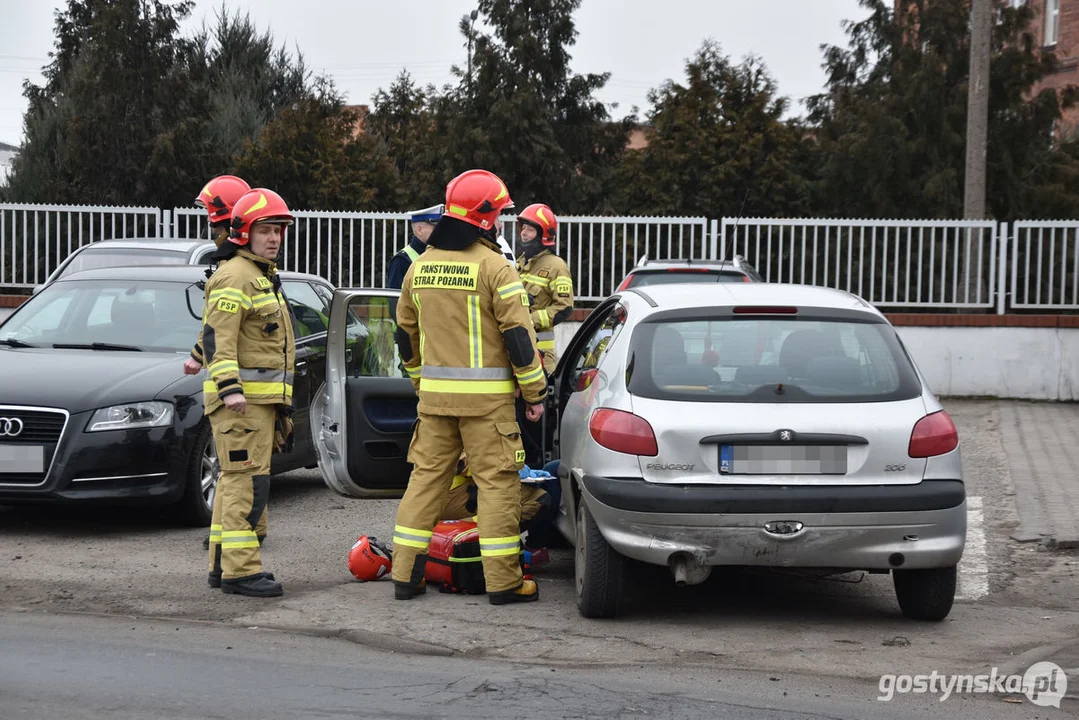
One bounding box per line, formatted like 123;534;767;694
0;264;342;524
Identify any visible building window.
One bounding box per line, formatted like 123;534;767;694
1045;0;1059;46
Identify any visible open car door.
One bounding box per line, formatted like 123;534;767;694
316;289;417;498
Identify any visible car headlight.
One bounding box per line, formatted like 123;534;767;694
86;401;174;432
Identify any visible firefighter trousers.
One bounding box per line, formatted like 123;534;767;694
205;403;274;580
393;406;526;593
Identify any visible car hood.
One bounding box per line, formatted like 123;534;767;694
0;348;201;414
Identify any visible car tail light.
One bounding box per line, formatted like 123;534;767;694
742;274;751;282
615;276;632;292
908;411;959;458
589;408;658;456
733;306;798;314
575;368;599;392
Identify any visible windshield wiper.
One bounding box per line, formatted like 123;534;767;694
0;338;36;348
52;342;143;352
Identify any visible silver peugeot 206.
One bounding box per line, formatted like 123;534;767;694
544;283;965;621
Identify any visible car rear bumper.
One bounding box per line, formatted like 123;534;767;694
579;475;966;570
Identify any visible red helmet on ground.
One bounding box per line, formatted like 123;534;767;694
518;203;558;247
443;169;514;232
195;175;251;226
229;188;294;246
348;535;392;581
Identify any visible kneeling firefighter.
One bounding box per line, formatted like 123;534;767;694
392;168;548;605
201;188;296;597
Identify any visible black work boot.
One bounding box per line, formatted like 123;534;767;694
221;573;283;597
394;580;427;600
209;570;274;589
488;579;539;605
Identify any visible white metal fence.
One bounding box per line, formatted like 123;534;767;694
719;218;1000;311
1;201;1077;313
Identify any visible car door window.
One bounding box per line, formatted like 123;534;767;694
343;296;402;378
565;303;626;392
281;281;330;342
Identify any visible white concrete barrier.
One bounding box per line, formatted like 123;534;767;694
553;321;1079;401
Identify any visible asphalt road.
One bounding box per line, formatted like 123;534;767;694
0;611;1043;720
1;400;1077;716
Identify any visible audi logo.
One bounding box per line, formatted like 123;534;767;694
0;417;25;437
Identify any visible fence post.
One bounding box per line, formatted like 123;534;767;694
997;222;1008;315
160;209;171;238
709;218;719;259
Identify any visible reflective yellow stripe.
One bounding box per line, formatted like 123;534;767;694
220;530;259;548
537;340;556;351
413;294;425;363
243;382;293;397
480;535;521;557
209;524;222;541
404;246;420;263
405;364;422;379
394;524;433;550
251;293;278;310
208;288;253;309
467;295;481;368
497;281;526;299
419;378;516;394
208;359;239;376
522;274;550;287
515;366;545;385
537;308;551;329
204;381;293;398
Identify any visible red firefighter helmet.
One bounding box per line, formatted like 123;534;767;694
347;535;392;581
194;175;251;226
443;169;514;231
229;188;294;246
517;203;558;247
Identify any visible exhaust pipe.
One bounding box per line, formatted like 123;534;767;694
669;553;712;587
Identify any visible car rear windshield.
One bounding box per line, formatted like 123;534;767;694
60;248;189;278
627;270;748;287
626;312;921;403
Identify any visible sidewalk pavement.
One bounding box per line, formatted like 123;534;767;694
998;400;1079;549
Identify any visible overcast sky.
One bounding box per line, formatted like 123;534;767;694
0;0;871;146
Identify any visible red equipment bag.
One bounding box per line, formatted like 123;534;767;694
424;520;487;594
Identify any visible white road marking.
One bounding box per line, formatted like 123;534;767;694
956;495;989;601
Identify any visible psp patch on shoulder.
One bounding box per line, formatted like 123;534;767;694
515;449;526;465
217;298;240;314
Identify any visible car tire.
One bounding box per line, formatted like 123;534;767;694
175;422;218;527
575;499;624;619
892;565;957;621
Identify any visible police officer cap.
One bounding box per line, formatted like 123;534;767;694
409;204;444;223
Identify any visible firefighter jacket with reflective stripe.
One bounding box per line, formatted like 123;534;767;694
397;241;547;417
201;249;296;415
516;249;574;356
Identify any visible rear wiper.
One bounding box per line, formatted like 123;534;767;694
52;342;143;352
0;338;36;348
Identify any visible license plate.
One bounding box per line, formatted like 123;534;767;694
719;445;847;475
0;445;45;473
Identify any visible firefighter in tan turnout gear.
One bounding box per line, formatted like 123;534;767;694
201;188;296;598
183;175;269;553
515;202;573;467
392;168;547;605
